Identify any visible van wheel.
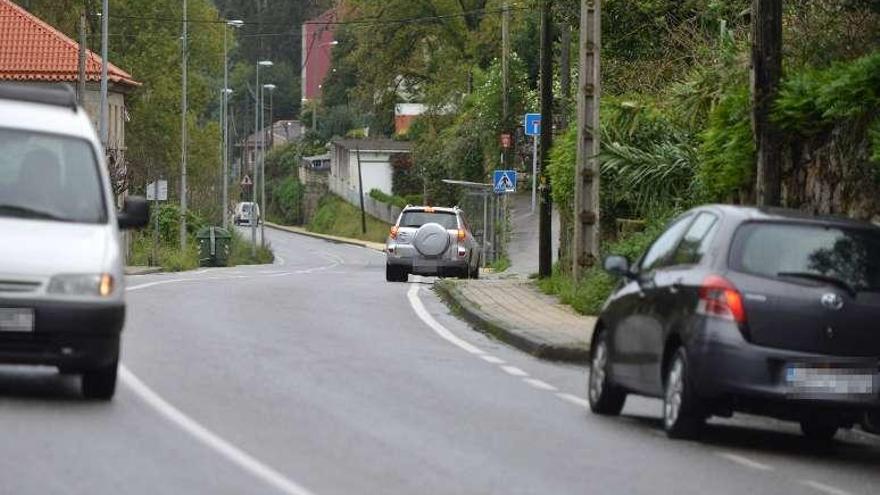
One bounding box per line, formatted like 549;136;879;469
588;331;626;415
801;419;838;442
663;348;705;439
81;363;118;400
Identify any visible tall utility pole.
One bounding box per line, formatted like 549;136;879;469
77;12;86;104
501;2;510;128
252;64;260;255
222;20;243;228
261;83;276;246
99;0;108;147
573;0;601;279
752;0;783;207
538;0;554;278
180;0;188;251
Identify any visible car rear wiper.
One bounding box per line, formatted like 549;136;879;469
0;204;70;222
777;271;857;297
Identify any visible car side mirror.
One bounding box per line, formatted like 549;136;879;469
603;255;634;279
118;196;150;230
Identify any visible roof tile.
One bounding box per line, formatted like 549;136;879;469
0;0;139;86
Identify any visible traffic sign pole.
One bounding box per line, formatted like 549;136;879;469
531;138;536;213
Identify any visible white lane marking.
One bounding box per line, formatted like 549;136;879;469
190;269;211;275
715;452;774;472
126;279;186;292
119;367;315;495
523;378;558;391
800;480;854;495
500;365;529;377
406;283;484;355
556;393;590;409
479;355;505;365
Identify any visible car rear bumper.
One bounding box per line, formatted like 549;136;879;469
386;245;468;275
0;298;123;367
688;321;880;417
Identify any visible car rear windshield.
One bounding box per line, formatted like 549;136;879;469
0;128;106;224
731;222;880;291
399;211;458;229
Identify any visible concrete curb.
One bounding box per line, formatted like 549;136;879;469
434;280;590;363
124;266;163;276
264;222;385;252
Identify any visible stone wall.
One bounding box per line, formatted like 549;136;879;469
298;167;329;223
782;120;880;222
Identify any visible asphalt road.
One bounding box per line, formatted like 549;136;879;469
1;226;878;494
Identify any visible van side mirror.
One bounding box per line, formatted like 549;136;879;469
118;196;150;230
603;255;634;279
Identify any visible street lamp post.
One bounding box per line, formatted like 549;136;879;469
222;19;244;228
251;60;273;256
261;83;276;247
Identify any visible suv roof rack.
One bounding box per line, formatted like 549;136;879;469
0;83;77;112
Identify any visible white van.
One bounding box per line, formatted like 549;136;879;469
0;84;148;400
233;201;261;226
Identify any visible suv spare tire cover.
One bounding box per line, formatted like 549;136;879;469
413;222;450;256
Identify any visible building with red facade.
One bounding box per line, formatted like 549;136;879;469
301;7;338;104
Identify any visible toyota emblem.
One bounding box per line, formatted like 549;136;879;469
820;293;844;311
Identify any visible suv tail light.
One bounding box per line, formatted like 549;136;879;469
457;229;466;242
390;226;399;239
697;275;746;325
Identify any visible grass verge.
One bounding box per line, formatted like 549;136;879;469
308;194;391;244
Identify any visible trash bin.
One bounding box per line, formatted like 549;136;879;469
196;226;232;267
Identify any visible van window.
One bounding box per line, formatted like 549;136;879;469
0;128;106;224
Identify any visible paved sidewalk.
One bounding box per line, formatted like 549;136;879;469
125;266;162;275
436;278;595;362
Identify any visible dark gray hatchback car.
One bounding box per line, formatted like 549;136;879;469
588;205;880;440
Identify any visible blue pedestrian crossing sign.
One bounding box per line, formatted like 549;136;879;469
494;170;517;194
524;113;541;136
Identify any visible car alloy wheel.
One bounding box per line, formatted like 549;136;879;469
662;348;705;439
664;358;685;429
587;332;626;415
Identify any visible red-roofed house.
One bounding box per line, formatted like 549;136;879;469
0;0;140;161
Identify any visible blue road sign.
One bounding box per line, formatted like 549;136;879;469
524;113;541;136
494;170;517;194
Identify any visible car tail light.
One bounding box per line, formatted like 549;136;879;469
697;275;746;325
390;226;399;239
457;229;466;242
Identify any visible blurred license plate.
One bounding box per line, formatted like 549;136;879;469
785;365;876;397
0;308;34;332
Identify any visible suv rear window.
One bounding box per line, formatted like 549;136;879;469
399;210;458;230
731;222;880;291
0;128;106;224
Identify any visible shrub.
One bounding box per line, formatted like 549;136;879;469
271;176;305;225
698;84;755;200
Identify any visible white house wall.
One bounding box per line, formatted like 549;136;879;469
346;151;393;196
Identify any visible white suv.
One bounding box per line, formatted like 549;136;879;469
385;206;482;282
0;84;148;399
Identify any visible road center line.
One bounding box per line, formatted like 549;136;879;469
500;365;529;377
119;367;315;495
523;378;558;391
715;452;774;472
800;480;854;495
556;393;590;409
479;355;505;364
